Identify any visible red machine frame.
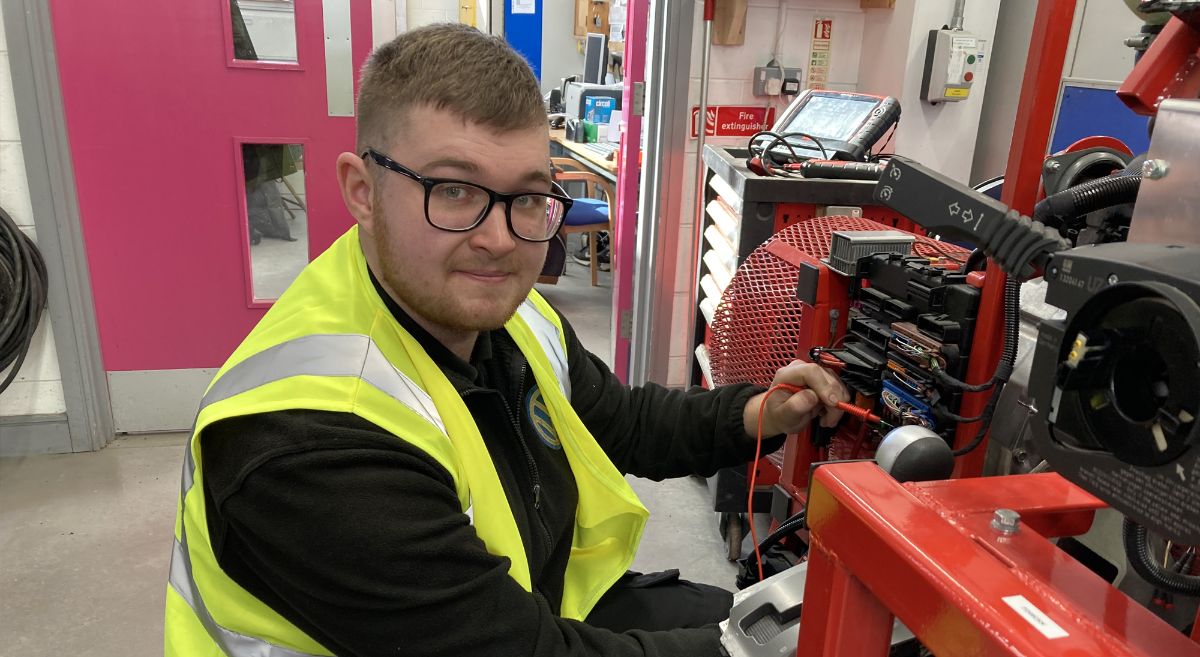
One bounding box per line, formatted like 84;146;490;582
791;1;1200;654
796;462;1200;657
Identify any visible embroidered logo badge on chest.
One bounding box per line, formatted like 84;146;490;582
525;386;561;449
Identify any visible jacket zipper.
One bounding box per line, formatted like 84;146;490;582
463;363;554;560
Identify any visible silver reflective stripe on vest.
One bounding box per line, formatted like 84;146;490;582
515;301;571;400
169;538;321;657
170;333;452;656
201;333;446;433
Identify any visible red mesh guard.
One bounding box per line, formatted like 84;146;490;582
709;216;969;387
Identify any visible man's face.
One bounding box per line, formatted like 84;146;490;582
367;106;551;334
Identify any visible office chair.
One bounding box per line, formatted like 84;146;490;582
552;157;614;287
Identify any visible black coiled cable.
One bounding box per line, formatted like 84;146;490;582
0;205;48;395
1123;518;1200;596
1033;174;1142;228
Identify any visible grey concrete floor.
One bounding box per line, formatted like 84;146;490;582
0;239;742;655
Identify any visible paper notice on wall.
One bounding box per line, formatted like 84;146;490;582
512;0;535;15
809;18;833;90
610;0;627;41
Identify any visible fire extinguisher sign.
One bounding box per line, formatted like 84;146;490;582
809;18;833;90
690;106;777;138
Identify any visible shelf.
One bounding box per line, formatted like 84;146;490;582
707;169;743;216
704;224;736;262
702;249;734;291
695;342;713;388
705;200;740;248
700;273;723;306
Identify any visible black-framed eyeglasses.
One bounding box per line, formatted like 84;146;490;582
363;149;573;243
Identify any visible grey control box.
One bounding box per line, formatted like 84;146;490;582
753;65;803;97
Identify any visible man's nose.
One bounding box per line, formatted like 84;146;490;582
469;200;517;253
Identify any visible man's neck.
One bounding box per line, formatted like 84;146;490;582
381;281;478;361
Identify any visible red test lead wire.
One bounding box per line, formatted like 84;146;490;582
748;384;881;581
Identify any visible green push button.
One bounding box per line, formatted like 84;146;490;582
967;55;976;65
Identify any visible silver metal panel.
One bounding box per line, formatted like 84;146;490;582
3;0;114;451
720;562;915;657
108;369;218;433
322;0;354;117
629;0;694;385
1128;99;1200;246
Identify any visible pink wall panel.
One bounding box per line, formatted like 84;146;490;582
51;0;371;371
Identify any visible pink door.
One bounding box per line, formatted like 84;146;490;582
51;1;371;426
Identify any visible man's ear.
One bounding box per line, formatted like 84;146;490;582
336;152;375;232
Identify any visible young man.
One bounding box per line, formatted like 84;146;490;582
165;24;848;657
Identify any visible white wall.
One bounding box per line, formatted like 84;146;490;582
1066;0;1143;81
866;0;1001;183
407;0;460;29
373;0;400;45
0;2;67;417
969;0;1034;183
541;0;586;94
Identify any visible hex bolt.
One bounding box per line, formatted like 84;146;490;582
991;508;1020;535
1142;159;1170;180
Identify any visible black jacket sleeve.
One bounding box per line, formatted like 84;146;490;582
555;312;785;480
202;411;724;657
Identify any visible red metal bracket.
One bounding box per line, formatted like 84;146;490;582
1119;17;1200;116
796;462;1200;657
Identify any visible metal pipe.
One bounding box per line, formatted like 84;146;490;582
682;0;714;386
628;0;695;385
951;0;966;31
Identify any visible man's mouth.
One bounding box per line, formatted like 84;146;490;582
458;269;513;282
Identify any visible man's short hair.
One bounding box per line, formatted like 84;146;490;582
356;23;545;153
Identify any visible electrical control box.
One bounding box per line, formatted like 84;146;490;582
920;29;985;104
753;65;803;97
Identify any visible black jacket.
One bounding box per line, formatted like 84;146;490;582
200;274;775;657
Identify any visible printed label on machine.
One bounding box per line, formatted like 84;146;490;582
1001;595;1069;640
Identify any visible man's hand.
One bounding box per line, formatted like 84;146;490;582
742;361;851;439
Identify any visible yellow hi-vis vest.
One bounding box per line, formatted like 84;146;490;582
164;225;648;657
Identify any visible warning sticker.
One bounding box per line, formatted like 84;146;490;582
1001;595;1069;640
944;87;970;98
809;18;833;90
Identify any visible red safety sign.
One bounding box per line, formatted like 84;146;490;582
690;106;777;138
813;19;833;40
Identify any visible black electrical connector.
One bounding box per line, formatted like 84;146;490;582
873;157;1070;278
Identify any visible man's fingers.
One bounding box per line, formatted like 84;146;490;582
784;388;820;419
774;361;849;407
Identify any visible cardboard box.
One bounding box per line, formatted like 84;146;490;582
584;96;617;125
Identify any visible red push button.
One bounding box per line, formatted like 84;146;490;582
964;71;974;82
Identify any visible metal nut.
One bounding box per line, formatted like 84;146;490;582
1142;159;1170;180
991;508;1021;535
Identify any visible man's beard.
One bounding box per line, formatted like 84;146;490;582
372;206;529;332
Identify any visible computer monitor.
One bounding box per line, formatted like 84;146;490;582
583;32;609;85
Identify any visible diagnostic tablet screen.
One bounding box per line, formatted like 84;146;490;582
780;94;879;142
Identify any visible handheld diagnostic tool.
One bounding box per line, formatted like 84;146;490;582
753;89;901;162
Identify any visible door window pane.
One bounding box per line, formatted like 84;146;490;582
230;0;298;63
242;143;308;300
